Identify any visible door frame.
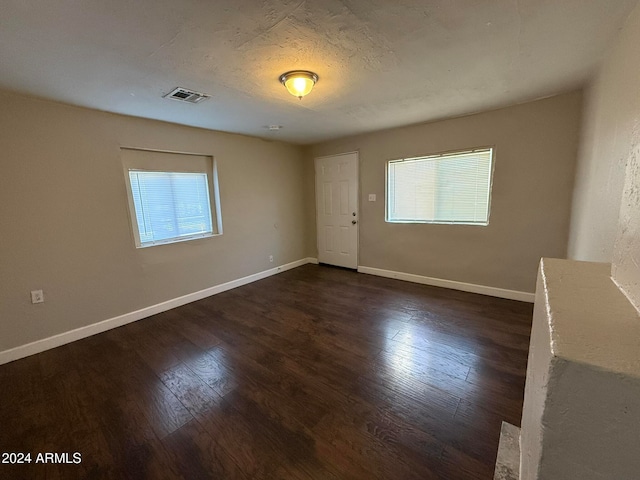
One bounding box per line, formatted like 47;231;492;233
314;151;360;268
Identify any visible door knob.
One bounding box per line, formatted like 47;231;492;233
352;220;357;225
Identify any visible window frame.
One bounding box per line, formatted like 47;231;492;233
385;146;495;226
121;148;223;248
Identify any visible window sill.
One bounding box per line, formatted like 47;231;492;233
136;232;221;248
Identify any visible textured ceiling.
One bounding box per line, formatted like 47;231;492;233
1;0;637;144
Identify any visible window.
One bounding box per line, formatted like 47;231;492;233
386;147;494;225
122;148;222;247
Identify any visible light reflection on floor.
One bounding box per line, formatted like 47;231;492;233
384;325;420;378
381;320;481;399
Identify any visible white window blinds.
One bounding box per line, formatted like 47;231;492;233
121;148;222;248
387;148;493;225
128;171;214;246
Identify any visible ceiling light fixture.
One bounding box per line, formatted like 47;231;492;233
279;70;318;99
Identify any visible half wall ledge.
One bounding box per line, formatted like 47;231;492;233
495;258;640;480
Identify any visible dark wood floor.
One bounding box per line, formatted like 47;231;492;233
0;265;532;480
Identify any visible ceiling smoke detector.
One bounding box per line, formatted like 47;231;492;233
164;87;211;104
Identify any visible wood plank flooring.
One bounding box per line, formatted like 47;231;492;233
0;265;533;479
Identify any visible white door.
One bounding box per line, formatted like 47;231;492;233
315;152;359;269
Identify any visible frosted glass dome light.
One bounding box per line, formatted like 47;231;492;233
279;71;318;99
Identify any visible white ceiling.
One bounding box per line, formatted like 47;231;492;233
1;0;637;144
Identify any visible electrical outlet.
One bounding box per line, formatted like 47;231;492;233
31;290;44;304
269;255;274;263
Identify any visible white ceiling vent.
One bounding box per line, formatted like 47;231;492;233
164;87;211;104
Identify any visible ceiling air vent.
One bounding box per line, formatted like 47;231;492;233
164;87;211;104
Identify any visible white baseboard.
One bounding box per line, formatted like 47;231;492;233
357;265;535;303
0;257;318;366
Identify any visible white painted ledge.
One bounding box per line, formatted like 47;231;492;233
0;257;318;366
519;258;640;480
357;265;534;303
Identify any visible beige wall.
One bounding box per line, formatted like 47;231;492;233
568;6;640;263
0;91;309;352
519;8;640;478
0;83;589;354
604;4;640;310
310;92;582;293
301;145;319;257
